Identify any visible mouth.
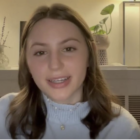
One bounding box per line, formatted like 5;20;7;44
48;76;70;83
47;76;71;88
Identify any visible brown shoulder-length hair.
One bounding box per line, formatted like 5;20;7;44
7;3;120;139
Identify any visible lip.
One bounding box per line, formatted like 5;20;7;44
47;76;71;89
48;76;70;81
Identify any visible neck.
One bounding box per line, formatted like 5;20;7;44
44;92;83;105
42;92;91;124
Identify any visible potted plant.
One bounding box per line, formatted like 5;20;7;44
90;4;115;65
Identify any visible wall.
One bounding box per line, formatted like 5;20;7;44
0;0;137;68
125;3;140;66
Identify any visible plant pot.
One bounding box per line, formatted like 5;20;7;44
92;34;110;65
0;45;9;69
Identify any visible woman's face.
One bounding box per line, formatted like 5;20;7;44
26;18;89;104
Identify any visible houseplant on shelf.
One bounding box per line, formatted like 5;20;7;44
0;17;10;69
90;4;114;65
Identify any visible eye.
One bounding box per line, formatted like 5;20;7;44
34;51;47;56
63;47;76;52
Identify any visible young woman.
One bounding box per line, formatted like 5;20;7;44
0;3;140;139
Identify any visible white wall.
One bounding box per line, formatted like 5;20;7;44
125;3;140;66
0;0;135;68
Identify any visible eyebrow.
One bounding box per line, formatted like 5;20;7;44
59;38;81;44
31;38;81;48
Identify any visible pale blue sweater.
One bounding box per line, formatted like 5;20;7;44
0;92;140;139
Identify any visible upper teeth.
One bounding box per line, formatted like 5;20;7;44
50;77;69;83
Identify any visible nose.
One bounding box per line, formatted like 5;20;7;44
48;51;64;71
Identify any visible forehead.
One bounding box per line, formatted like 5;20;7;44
27;18;84;42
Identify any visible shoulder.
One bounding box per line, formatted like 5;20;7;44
98;103;140;139
0;93;19;138
0;92;19;113
112;103;139;128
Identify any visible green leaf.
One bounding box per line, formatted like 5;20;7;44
99;17;108;24
90;25;96;31
90;24;100;32
100;4;114;15
97;29;106;35
99;24;103;28
94;24;100;31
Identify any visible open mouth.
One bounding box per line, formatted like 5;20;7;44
47;76;71;88
49;76;70;83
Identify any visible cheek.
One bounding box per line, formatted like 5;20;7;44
64;54;88;74
27;58;47;77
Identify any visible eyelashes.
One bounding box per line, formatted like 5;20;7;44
63;47;77;52
34;47;77;56
34;51;47;56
